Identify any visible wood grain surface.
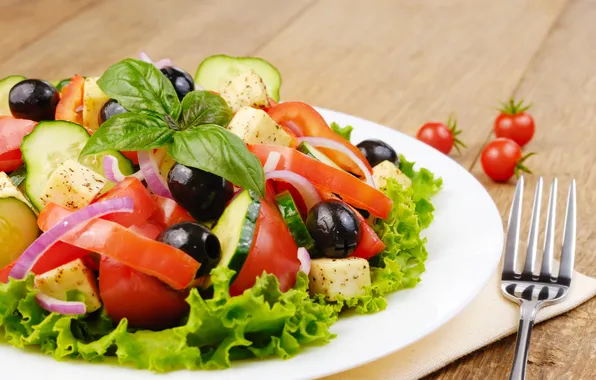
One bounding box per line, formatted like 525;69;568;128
1;0;595;379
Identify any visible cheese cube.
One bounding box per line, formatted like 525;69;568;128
372;160;412;190
219;70;270;113
227;106;294;146
309;257;371;301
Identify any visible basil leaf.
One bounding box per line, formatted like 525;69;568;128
179;91;232;129
97;58;181;118
80;113;174;156
169;125;265;196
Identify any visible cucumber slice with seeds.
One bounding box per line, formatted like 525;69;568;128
275;191;315;251
0;197;39;267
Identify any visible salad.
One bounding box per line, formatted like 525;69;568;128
0;53;442;371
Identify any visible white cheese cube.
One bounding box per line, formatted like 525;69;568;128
219;70;270;113
309;257;372;301
372;160;412;190
227;106;294;146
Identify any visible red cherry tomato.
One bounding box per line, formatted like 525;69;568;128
416;116;465;155
494;98;535;147
480;138;535;182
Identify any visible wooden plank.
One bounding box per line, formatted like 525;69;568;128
0;0;314;80
252;0;568;168
429;0;596;378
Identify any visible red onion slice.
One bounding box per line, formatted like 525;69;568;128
263;152;281;173
298;137;375;187
283;121;303;137
138;51;153;63
103;155;143;183
10;197;134;280
35;292;86;315
138;52;173;69
138;150;173;199
297;247;311;275
265;170;321;210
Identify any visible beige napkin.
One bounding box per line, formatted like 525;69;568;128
323;267;596;380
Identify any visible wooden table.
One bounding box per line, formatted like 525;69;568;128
1;0;594;378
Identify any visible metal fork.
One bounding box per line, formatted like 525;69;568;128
501;176;576;380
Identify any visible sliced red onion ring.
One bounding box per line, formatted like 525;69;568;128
138;52;173;69
138;51;152;63
283;121;303;137
298;137;375;187
75;105;84;113
297;247;311;275
9;197;134;280
35;292;86;315
265;170;321;210
263;152;281;173
138;150;173;199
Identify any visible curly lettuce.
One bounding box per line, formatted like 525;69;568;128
0;269;336;371
330;122;353;141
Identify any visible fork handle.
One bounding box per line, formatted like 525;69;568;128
510;300;541;380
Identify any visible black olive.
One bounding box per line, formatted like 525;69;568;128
306;200;362;258
356;139;399;168
99;99;128;124
160;66;195;100
167;163;234;221
9;79;59;121
158;222;221;277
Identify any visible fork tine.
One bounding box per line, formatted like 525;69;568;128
540;178;558;279
558;180;576;285
522;178;543;275
503;176;524;276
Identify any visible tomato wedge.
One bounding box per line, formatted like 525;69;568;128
55;74;84;125
249;144;392;219
38;203;200;289
96;177;156;227
230;198;300;296
0;150;23;172
150;195;194;227
0;117;36;171
266;102;371;176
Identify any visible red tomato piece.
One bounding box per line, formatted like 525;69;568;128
266;102;372;176
130;220;164;240
55;75;85;125
230;199;301;296
0;118;36;171
249;144;392;219
37;203;200;289
150;195;195;227
99;257;189;329
95;177;156;227
121;151;139;165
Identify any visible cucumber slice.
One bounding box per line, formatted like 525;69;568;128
275;191;315;251
195;55;282;101
0;75;26;116
0;197;40;267
21;121;133;210
54;78;72;92
210;190;261;285
297;141;342;170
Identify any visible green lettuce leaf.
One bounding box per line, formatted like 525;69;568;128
0;270;335;371
330;122;353;141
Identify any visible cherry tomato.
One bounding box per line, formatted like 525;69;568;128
229;198;301;296
99;257;189;330
494;98;535;147
416;116;465;155
481;138;535;182
55;74;84;125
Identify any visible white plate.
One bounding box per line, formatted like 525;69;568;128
1;108;504;380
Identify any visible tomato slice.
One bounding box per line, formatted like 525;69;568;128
150;195;195;227
266;102;372;176
130;220;164;240
121;151;139;165
99;257;189;329
95;177;156;227
55;75;85;125
230;198;300;296
0;117;36;170
249;144;392;219
37;203;200;289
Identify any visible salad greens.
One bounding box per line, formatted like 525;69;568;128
80;59;265;196
330;122;353;141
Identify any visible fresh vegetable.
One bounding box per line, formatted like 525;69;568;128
195;54;282;101
34;291;86;315
0;117;36;172
306;200;361;258
158;222;221;278
357;139;399;168
34;258;101;312
210;190;261;286
416;115;465;155
329;122;353;141
0;197;39;268
494;98;535;147
150;194;195;227
37;202;200;290
275;191;315;251
80;58;264;195
249;144;392;219
267;102;372;176
99;257;189;329
372;160;411;191
480;138;535;182
0;75;26;116
55;74;84;124
309;257;371;301
99;99;127;124
227;106;296;146
266;170;321;210
96;176;155;227
167;162;234;221
297;141;342;169
9;79;59;121
297;247;311;274
138;149;172;198
160;66;195;100
82;77;111;132
54;78;72;92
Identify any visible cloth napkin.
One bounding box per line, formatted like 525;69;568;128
323;266;596;380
